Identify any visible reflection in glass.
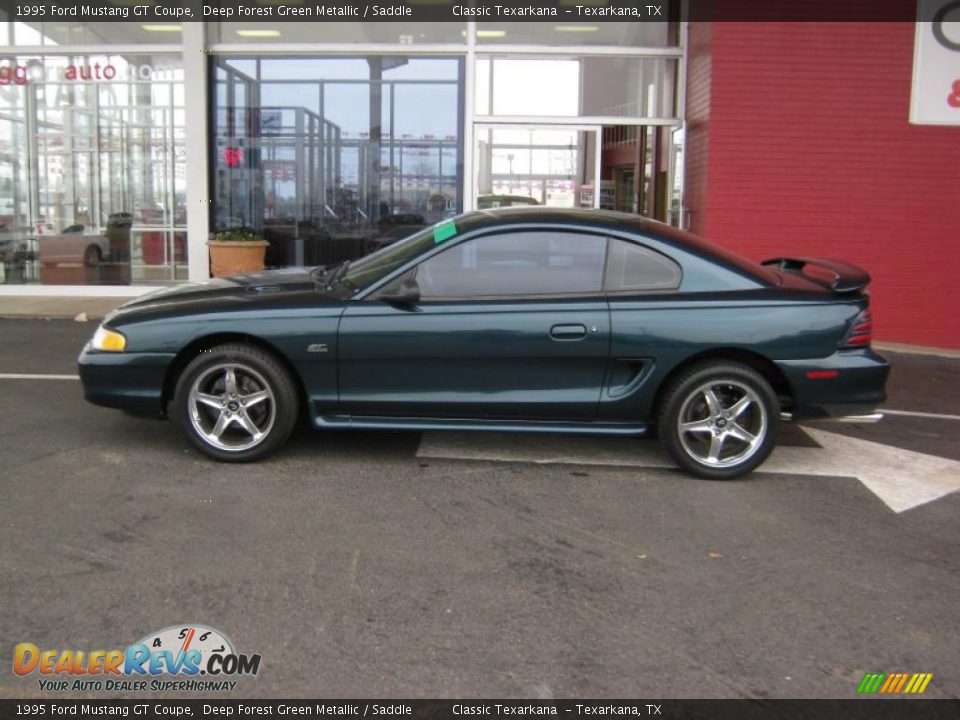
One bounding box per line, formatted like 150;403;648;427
474;127;596;210
0;54;187;286
213;57;463;269
477;57;678;118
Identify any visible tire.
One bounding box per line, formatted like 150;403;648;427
84;245;101;267
172;343;299;462
657;361;780;480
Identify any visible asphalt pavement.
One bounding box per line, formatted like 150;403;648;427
0;318;957;699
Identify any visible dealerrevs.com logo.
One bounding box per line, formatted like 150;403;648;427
13;625;261;693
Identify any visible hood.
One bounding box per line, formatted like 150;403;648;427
107;267;346;324
125;267;315;304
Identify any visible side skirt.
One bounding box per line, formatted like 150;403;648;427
313;415;650;436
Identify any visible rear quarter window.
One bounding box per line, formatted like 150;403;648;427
605;239;682;293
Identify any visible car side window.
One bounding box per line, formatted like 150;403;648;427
415;231;608;300
605;239;682;293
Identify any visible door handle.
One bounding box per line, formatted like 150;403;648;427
550;323;588;340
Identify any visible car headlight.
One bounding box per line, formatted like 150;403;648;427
91;325;127;352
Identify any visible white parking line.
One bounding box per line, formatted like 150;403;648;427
417;428;960;513
0;373;79;381
880;408;960;421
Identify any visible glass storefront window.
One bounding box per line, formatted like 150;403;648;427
474;126;598;210
475;22;677;47
476;56;678;119
12;22;185;46
210;23;465;45
212;56;463;269
0;55;186;286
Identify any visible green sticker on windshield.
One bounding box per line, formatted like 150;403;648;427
433;219;458;244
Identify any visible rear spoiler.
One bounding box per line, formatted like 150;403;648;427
761;257;870;293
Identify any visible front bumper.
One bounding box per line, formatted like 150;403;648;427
78;344;175;417
775;348;890;421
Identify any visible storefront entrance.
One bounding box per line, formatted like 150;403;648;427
473;122;680;221
473;124;601;210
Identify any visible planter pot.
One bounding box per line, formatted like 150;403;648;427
207;239;269;277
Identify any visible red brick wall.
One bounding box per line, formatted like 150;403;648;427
684;21;960;349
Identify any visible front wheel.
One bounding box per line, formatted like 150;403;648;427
657;362;780;480
172;344;299;462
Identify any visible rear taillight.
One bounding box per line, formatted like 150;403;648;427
840;309;872;348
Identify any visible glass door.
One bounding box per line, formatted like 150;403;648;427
473;124;601;211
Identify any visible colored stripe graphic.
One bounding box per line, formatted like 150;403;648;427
857;673;885;693
905;673;933;694
892;673;909;693
858;672;932;694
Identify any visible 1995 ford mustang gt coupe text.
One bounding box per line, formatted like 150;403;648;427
79;208;889;479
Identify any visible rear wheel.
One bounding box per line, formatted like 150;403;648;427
83;245;101;267
172;344;299;462
658;362;780;479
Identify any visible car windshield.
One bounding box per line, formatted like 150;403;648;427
339;223;445;290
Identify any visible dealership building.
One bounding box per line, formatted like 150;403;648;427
0;6;958;348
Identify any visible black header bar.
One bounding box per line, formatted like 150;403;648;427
0;0;942;24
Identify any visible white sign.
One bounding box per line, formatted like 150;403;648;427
911;0;960;124
260;111;283;136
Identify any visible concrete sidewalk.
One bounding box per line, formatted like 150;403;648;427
0;296;126;320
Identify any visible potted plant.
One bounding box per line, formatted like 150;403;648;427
207;228;269;277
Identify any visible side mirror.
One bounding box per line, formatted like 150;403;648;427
379;277;420;306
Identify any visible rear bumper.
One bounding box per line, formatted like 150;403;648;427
775;348;890;421
78;344;175;417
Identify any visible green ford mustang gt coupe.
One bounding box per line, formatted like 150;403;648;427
79;208;889;479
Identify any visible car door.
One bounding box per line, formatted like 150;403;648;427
337;229;611;420
599;237;686;421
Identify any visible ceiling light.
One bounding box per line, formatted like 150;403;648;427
141;24;182;32
554;25;600;32
462;29;508;39
236;30;282;38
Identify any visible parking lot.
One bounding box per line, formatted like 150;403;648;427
1;317;958;699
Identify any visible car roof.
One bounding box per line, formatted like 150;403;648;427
457;207;651;233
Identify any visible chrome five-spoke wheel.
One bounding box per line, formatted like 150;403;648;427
677;380;767;468
188;363;276;452
173;344;299;462
658;362;780;479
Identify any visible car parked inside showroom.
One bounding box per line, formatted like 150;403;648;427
79;208;889;479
